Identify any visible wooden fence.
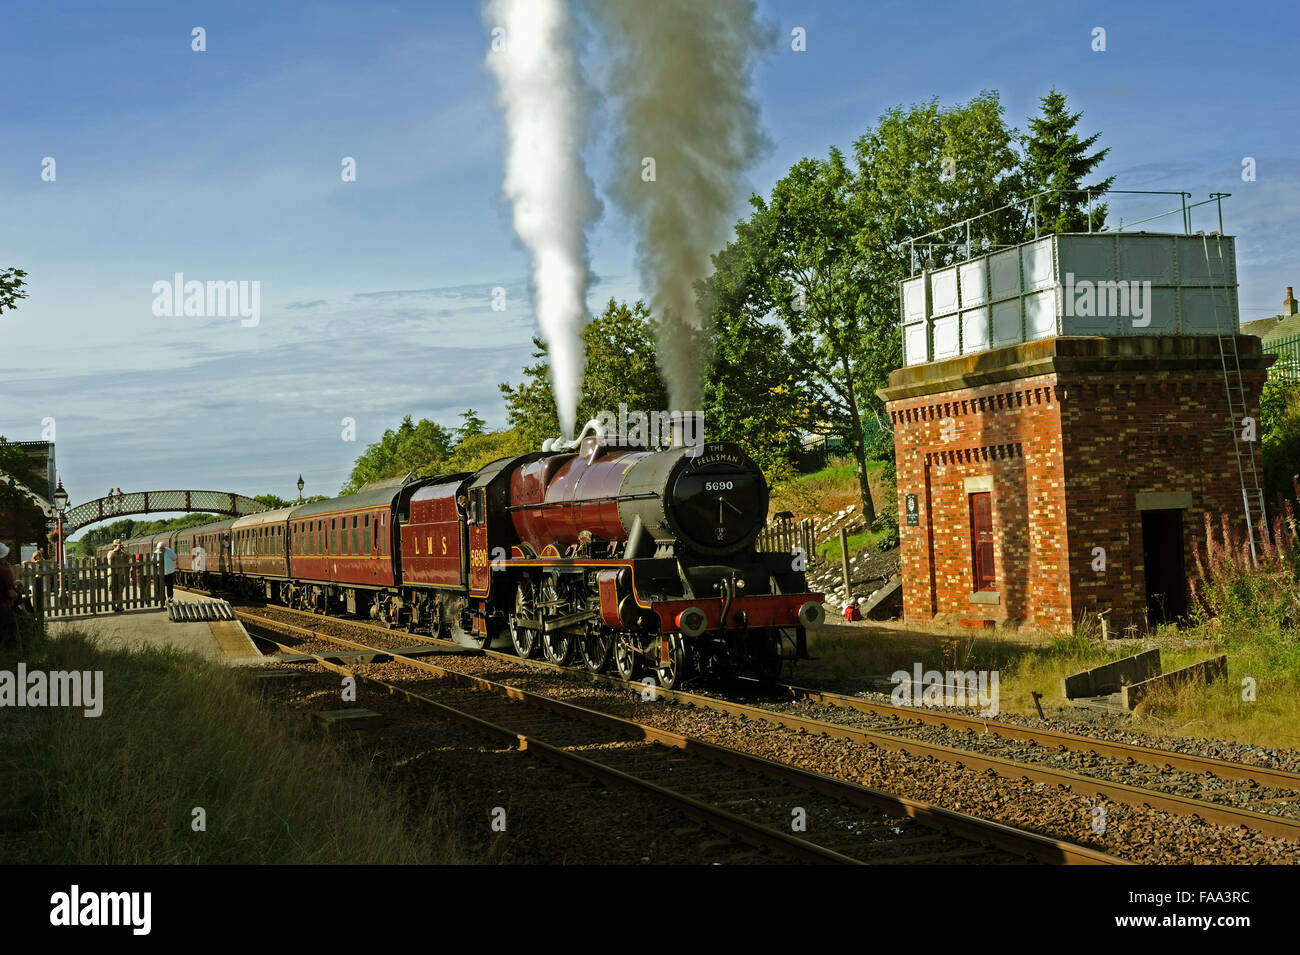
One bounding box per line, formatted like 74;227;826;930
755;516;817;562
15;555;167;619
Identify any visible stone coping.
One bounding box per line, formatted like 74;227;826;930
878;335;1274;402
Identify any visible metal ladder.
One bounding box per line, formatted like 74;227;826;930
1203;233;1267;561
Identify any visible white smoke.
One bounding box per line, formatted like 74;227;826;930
484;0;601;439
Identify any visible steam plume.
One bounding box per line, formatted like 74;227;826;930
593;0;770;410
485;0;600;438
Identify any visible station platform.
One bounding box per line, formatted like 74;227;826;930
45;590;263;666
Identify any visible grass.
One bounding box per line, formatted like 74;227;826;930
0;627;468;864
795;617;1300;750
817;528;886;563
769;457;889;525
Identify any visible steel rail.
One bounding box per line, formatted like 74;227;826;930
242;611;1127;865
248;629;860;865
228;600;1300;840
761;680;1300;793
254;600;1300;782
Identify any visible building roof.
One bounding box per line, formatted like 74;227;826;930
1242;315;1285;338
1262;313;1300;343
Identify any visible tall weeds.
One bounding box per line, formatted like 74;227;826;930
1189;475;1300;633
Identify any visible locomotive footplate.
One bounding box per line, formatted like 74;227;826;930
649;593;822;633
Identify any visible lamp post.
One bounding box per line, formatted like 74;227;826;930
52;478;69;598
296;475;305;503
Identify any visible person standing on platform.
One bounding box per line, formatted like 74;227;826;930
0;543;19;651
156;541;178;603
107;539;128;612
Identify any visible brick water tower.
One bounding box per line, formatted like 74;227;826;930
879;201;1272;632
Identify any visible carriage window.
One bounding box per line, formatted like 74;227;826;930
363;515;372;555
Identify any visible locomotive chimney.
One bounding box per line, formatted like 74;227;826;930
668;411;705;449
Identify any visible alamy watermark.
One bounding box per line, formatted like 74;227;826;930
50;885;150;935
593;404;704;448
1062;272;1151;327
890;663;1000;717
0;664;103;717
151;273;260;327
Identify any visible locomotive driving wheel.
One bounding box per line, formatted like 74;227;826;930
613;636;642;681
509;579;542;658
580;627;614;674
653;633;689;691
539;576;575;665
748;630;784;683
542;626;575;666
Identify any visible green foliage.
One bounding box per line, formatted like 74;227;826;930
340;415;456;494
1019;89;1114;235
855;92;1023;271
705;92;1023;525
0;266;28;315
456;409;487;443
252;493;328;510
73;513;222;557
701;212;820;477
500;299;669;448
1261;376;1300;502
0;436;49;549
445;428;531;472
871;460;900;550
1190;504;1300;634
499;339;562;450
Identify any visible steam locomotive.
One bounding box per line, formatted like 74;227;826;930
103;427;824;688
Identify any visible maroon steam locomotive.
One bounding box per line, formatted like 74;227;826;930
106;431;824;688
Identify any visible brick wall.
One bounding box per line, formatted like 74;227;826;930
1059;370;1267;631
889;374;1072;629
882;337;1270;632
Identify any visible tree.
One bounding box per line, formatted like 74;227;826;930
0;437;47;554
456;410;487;444
703;93;1023;523
1020;89;1114;235
1261;376;1300;503
0;267;27;315
340;416;455;494
702;200;829;482
500;299;668;447
446;429;532;472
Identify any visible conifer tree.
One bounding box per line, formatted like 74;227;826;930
1021;90;1114;234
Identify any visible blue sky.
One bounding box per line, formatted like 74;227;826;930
1;0;1296;527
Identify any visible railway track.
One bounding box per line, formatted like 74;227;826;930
240;611;1125;865
221;598;1300;843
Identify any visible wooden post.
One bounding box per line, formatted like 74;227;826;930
33;571;44;626
839;526;851;599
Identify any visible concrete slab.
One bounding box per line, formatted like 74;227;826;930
47;609;231;662
862;578;903;620
1062;649;1161;699
312;708;382;733
46;593;262;666
1122;655;1228;711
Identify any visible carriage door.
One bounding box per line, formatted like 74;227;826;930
468;487;490;596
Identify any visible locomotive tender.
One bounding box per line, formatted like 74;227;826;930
103;430;825;688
